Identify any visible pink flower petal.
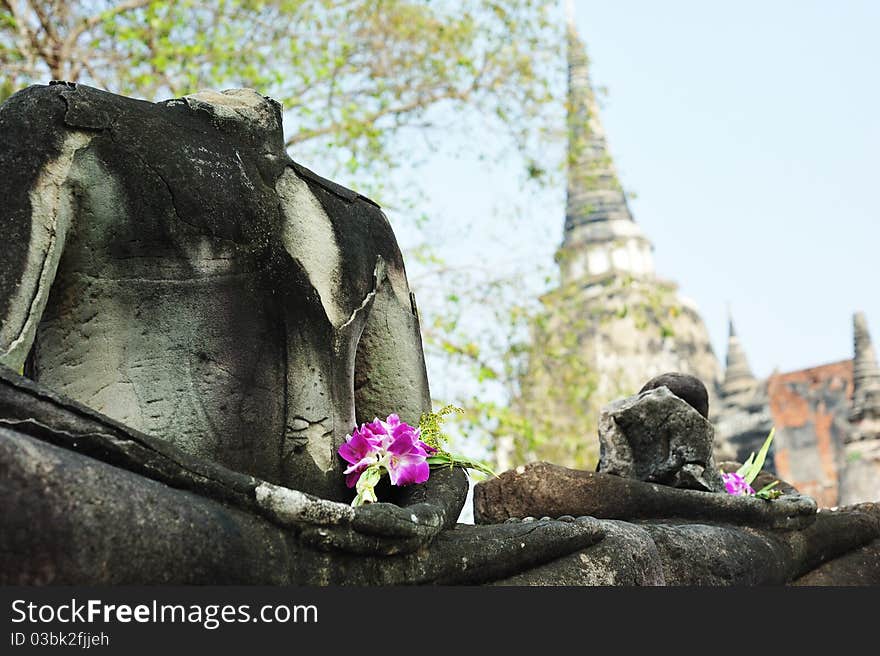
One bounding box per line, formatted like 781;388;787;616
345;468;364;488
388;429;421;456
388;454;430;486
338;431;381;466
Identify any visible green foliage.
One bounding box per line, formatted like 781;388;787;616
419;405;495;478
424;266;610;472
754;480;782;501
426;452;496;478
418;404;463;451
0;0;563;195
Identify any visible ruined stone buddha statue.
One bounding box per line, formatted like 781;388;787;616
2;84;878;586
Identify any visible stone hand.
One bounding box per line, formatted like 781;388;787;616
295;466;469;555
299;502;444;555
255;482;443;555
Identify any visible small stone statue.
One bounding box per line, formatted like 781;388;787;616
598;373;723;492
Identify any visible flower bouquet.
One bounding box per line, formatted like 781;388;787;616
338;406;495;507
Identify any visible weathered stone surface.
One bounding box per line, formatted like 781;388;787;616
640;372;709;419
0;426;612;585
638;504;880;585
794;539;880;585
0;83;430;505
764;363;850;503
598;386;724;492
0;83;484;567
5;415;878;586
0;427;290;585
0;363;471;557
475;463;880;585
3;83;878;587
474;462;816;530
492;520;666;586
793;516;880;587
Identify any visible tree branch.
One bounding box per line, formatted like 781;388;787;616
285;86;474;147
3;0;41;72
63;0;152;56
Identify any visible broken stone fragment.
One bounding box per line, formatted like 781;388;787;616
598;385;724;492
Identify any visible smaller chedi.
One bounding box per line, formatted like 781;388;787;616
714;312;880;507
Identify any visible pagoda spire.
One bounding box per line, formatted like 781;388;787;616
559;7;654;284
839;312;880;504
851;312;880;423
722;315;756;396
563;10;632;238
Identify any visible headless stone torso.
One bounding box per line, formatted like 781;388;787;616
17;86;427;502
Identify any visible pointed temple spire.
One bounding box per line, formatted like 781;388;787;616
564;11;632;235
722;315;756;396
559;7;654;285
839;313;880;503
851;312;880;423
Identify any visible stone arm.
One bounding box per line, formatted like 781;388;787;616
343;207;468;547
280;162;470;549
0;84;86;372
353;248;469;521
0;363;452;556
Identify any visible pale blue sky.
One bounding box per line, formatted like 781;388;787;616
400;0;879;388
569;0;880;378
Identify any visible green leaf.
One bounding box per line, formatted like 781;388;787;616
735;453;756;479
742;428;776;485
755;480;779;494
427;452;496;478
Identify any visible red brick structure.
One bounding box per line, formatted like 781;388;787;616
767;361;853;508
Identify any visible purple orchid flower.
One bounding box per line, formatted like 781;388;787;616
338;425;382;488
337;414;432;494
386;424;431;486
381;414;437;454
722;471;755;496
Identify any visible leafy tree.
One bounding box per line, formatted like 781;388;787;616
0;0;561;187
0;0;575;469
